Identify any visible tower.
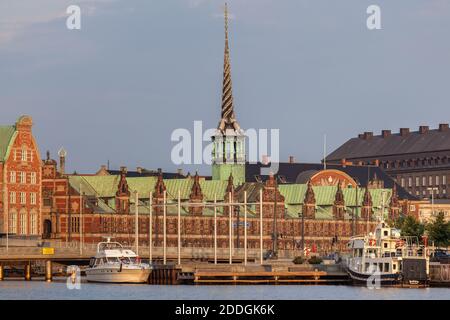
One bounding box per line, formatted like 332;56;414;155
212;3;246;185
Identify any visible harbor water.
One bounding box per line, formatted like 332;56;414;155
0;278;449;300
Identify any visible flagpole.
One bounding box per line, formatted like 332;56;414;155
135;191;139;255
163;190;167;265
177;189;181;266
149;192;153;264
79;183;83;256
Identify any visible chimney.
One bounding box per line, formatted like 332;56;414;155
363;132;373;140
400;128;410;137
341;158;346;168
120;166;127;174
419;126;429;134
439;123;449;132
177;168;183;176
136;167;143;174
58;147;67;175
262;155;270;165
288;156;295;164
381;130;391;138
358;134;364;139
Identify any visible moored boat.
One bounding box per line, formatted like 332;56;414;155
85;238;151;283
345;221;429;287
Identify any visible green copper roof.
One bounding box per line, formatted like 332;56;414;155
70;176;229;202
279;184;392;207
0;126;16;161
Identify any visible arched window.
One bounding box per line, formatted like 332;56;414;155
19;209;27;235
30;210;38;235
9;209;17;234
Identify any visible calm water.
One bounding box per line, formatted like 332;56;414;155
0;278;449;300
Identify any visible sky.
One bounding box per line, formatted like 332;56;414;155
1;0;449;175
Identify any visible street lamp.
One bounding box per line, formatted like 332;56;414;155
427;187;439;219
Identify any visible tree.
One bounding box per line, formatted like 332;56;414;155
400;215;425;239
426;212;450;248
393;215;425;240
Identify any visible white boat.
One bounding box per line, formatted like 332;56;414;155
85;239;151;283
345;220;429;286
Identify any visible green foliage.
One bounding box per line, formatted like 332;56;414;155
392;215;425;240
426;212;450;248
292;256;305;264
307;256;323;265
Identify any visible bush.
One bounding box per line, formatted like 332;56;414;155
293;256;305;264
308;256;323;265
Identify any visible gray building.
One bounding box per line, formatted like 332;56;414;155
326;124;450;199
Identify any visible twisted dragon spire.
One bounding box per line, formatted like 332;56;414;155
219;3;240;132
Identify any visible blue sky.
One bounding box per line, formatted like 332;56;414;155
1;0;449;175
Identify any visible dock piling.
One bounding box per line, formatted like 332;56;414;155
24;263;32;281
0;265;3;281
45;260;53;282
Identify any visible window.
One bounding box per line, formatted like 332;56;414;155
415;177;420;187
19;172;26;184
21;148;27;162
30;212;38;235
436;176;440;185
401;178;405;187
9;192;16;204
30;193;37;205
408;177;412;187
70;217;80;233
423;176;427;186
10;171;16;183
9;210;17;234
443;175;447;185
429;176;433;186
19;210;27;235
30;172;37;184
20;192;26;204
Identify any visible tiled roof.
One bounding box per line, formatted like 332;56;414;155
327;127;450;160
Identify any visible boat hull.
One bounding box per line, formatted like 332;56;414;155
346;267;401;286
86;267;151;283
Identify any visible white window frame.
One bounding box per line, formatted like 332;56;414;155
19;211;27;235
9;211;17;234
30;192;37;205
30;212;38;235
10;171;16;183
21;148;27;162
10;191;16;204
30;172;37;184
20;192;26;204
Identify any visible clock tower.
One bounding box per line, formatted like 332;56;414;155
212;3;246;185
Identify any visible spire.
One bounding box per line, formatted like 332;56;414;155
304;181;316;204
219;3;240;132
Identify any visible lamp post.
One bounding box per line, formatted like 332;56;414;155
427;187;439;219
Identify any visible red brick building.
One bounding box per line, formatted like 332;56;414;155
0;116;42;238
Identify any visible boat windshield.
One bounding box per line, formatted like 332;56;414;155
117;256;139;264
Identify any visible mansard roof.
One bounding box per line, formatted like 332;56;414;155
327;124;450;161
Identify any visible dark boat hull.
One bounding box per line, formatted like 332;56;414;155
347;267;401;286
